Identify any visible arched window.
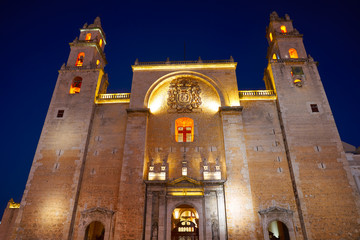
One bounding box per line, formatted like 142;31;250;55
85;33;91;41
280;25;287;33
272;53;277;60
175;117;194;142
268;220;290;240
99;39;103;47
69;77;82;94
84;221;105;240
76;52;85;66
96;60;100;66
269;32;273;42
288;48;298;58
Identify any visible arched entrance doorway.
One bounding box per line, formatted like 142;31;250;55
84;221;105;240
171;204;199;240
268;220;290;240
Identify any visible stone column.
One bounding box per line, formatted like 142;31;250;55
216;189;227;240
220;106;256;239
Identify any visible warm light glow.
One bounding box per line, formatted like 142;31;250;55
294;79;302;87
99;39;103;47
132;62;237;71
96;59;100;65
272;53;277;60
96;93;131;104
80;28;107;45
238;90;277;101
203;171;221;180
280;25;287;33
269;32;273;41
175;117;194;142
85;33;91;41
182;167;187;176
149;92;164;113
269;221;280;238
69;77;82;94
169;190;203;196
174;209;180;219
148;172;166;181
204;100;220;112
75;52;85;66
9;202;20;209
289;48;298;58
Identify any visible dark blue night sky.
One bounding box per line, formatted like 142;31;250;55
1;0;359;213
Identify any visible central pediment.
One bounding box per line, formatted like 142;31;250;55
167;176;202;187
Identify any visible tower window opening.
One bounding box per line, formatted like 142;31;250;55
84;221;105;240
69;77;82;94
75;52;85;66
175;117;194;142
269;32;273;42
268;221;290;240
310;104;319;113
57;110;64;118
96;60;100;65
280;25;287;33
272;53;277;60
291;66;304;76
85;33;91;41
288;48;298;58
99;39;103;47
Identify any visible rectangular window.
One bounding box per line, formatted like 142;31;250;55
310;104;319;112
57;110;64;118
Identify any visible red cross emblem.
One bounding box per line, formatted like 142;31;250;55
177;127;192;142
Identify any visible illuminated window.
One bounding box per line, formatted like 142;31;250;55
96;60;100;65
288;48;298;58
69;77;82;94
272;53;277;59
75;52;85;66
310;104;319;113
175;117;194;142
57;110;64;118
85;33;91;41
280;25;287;33
99;39;103;47
293;79;302;87
269;32;273;42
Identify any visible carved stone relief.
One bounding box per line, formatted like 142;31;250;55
167;78;202;113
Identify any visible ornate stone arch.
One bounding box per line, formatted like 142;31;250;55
144;71;230;108
77;207;115;240
258;206;296;240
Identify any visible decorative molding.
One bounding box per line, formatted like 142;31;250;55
258;206;293;216
219;106;243;112
81;207;115;217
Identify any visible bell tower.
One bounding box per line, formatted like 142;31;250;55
264;12;360;239
11;17;108;239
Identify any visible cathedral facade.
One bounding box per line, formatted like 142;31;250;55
1;12;360;240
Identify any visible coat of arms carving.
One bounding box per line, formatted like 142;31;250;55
167;78;202;113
